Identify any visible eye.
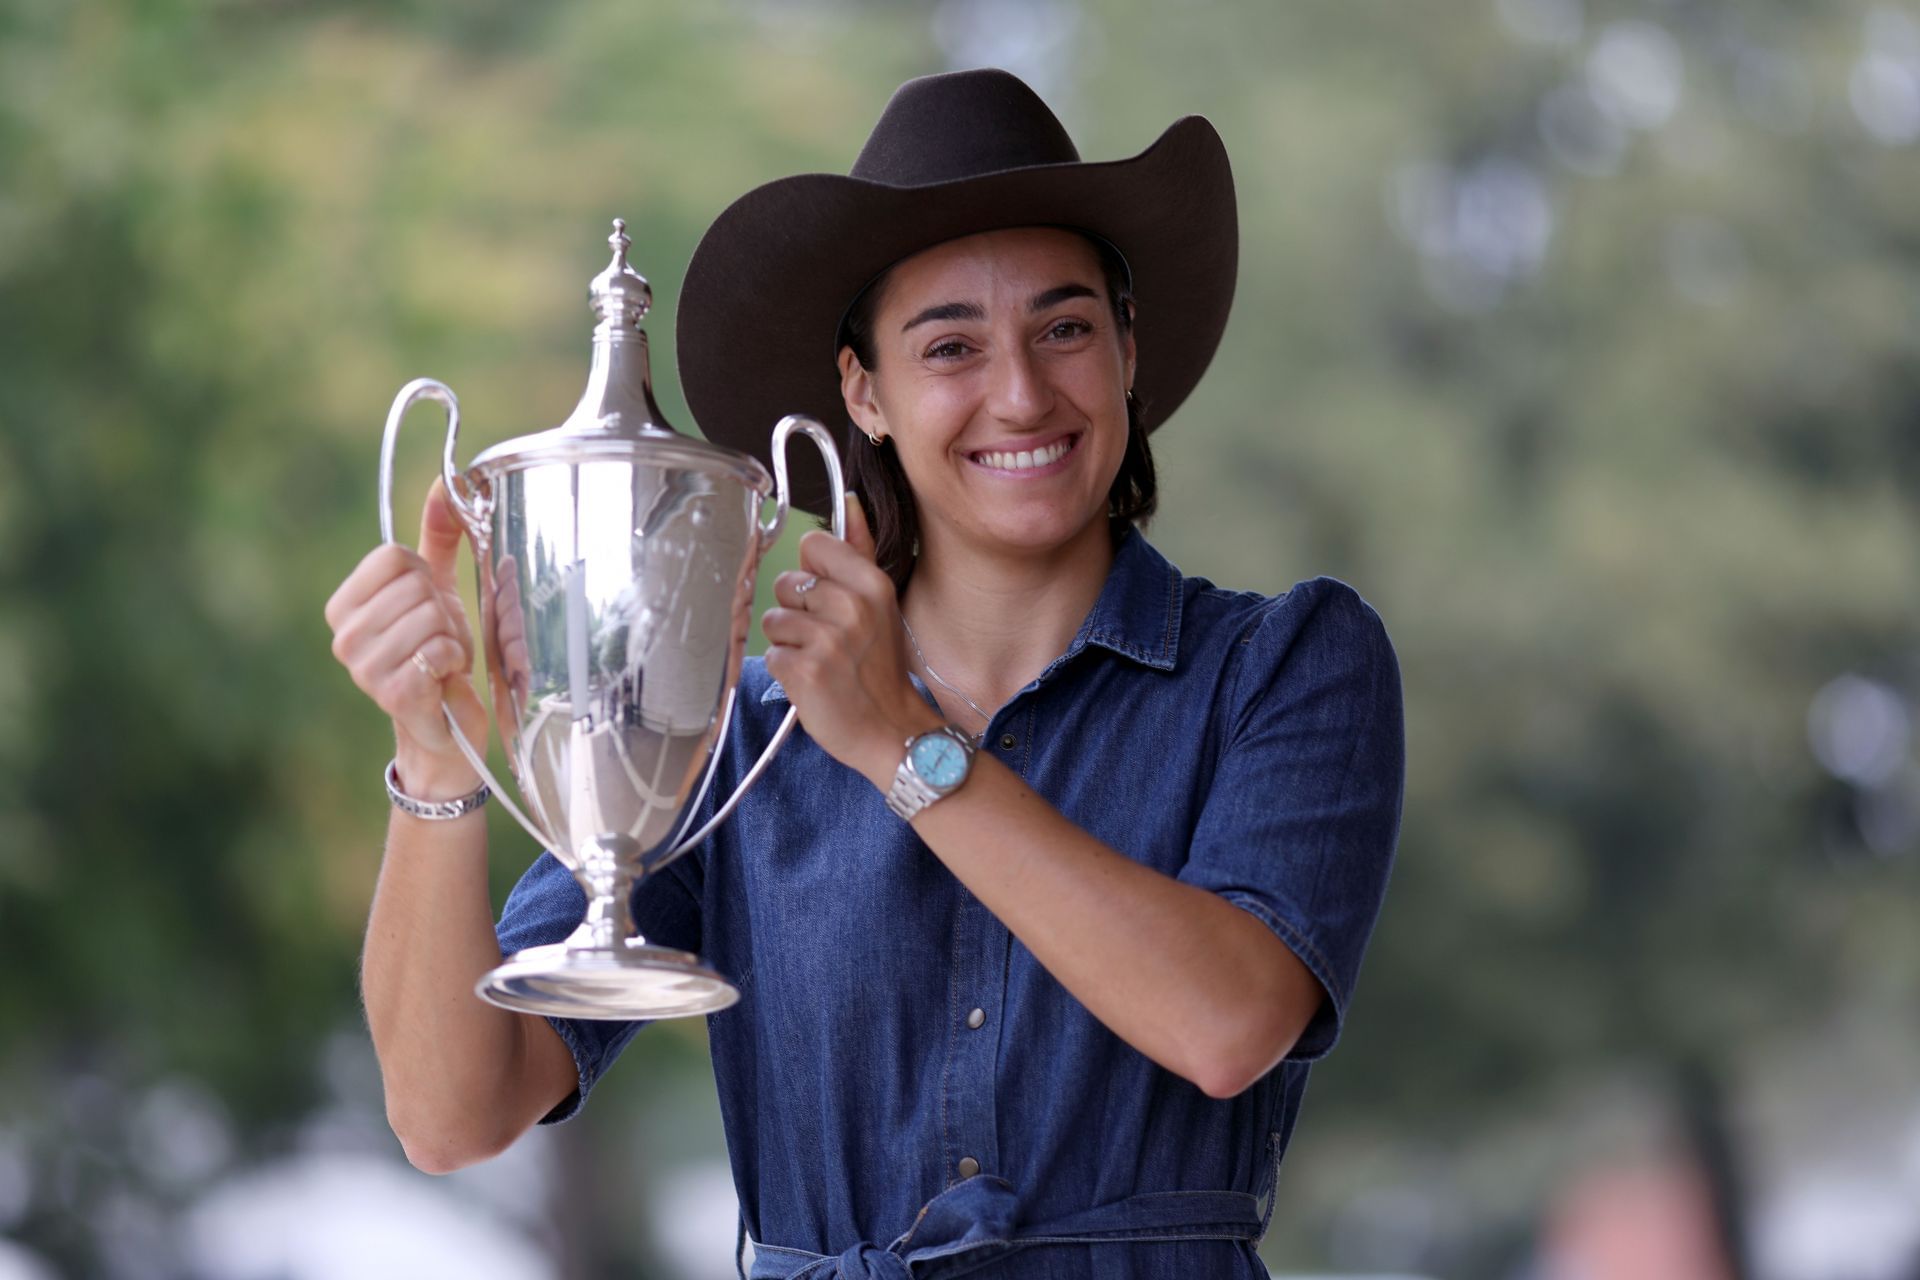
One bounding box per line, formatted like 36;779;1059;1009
923;338;973;362
1044;317;1093;342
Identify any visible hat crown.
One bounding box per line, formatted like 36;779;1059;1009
850;68;1081;187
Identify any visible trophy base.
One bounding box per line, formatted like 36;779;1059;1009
478;941;741;1020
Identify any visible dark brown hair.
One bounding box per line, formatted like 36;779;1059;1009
834;230;1156;593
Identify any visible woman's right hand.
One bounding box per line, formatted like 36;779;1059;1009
325;478;489;798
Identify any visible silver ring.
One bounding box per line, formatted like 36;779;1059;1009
411;649;440;681
794;575;819;602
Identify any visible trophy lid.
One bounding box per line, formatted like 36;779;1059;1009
467;220;768;490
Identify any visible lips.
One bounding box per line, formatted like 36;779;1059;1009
968;433;1079;472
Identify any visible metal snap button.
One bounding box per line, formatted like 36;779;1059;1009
957;1156;980;1178
966;1007;985;1029
998;733;1017;750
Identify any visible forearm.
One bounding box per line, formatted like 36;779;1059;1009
887;750;1322;1098
360;752;565;1171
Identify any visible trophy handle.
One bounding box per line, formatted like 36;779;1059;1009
378;378;557;856
378;378;483;543
667;414;846;857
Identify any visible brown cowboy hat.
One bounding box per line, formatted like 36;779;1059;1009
676;66;1238;516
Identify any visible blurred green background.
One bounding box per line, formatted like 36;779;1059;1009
3;0;1918;1277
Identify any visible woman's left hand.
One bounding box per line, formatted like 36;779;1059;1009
763;494;942;790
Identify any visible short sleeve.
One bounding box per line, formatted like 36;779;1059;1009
493;847;704;1122
1177;580;1405;1063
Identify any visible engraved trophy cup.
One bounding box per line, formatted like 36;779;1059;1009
376;220;844;1019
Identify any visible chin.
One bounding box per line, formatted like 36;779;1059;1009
969;501;1111;558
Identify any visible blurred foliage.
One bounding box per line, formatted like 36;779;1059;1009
1;0;1917;1275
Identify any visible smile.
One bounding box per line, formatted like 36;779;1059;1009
968;433;1080;473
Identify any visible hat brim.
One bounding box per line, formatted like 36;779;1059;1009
676;115;1237;517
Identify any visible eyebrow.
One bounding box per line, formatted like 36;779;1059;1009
1028;283;1098;312
899;283;1102;333
901;301;986;332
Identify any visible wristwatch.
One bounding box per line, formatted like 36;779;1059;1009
885;726;977;820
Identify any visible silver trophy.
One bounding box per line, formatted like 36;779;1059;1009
376;220;844;1020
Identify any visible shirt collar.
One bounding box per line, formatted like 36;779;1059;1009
1058;525;1183;672
761;527;1182;705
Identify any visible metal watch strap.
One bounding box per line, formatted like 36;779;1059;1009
885;763;944;820
884;727;975;820
385;758;491;820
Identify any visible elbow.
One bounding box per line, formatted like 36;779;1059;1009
398;1138;492;1177
1190;1054;1273;1101
388;1104;516;1175
1184;1009;1302;1100
1184;927;1329;1098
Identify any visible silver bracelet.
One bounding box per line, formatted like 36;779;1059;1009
385;758;490;820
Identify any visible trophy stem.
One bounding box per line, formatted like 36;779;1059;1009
480;830;738;1018
575;839;643;952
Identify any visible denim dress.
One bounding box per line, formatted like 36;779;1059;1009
496;529;1405;1279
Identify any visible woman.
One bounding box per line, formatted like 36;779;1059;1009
327;68;1403;1279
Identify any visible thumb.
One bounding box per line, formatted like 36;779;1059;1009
418;478;467;590
842;490;876;560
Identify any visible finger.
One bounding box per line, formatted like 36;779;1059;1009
842;490;875;559
331;569;441;665
799;528;890;595
433;585;476;670
361;596;467;690
411;633;469;689
326;544;424;629
500;631;531;687
491;597;524;647
393;632;483;745
490;565;523;640
490;587;523;660
760;606;831;650
772;569;828;611
729;570;754;664
778;574;872;636
418;478;468;592
761;641;821;698
494;564;523;613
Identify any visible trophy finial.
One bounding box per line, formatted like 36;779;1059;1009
590;216;651;326
560;216;673;437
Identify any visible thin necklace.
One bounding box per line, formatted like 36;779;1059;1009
899;612;992;739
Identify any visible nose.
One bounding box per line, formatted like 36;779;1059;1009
985;344;1053;427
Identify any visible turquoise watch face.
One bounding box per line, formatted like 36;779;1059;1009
909;731;970;790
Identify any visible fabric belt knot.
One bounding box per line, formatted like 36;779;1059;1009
817;1243;912;1280
748;1174;1263;1279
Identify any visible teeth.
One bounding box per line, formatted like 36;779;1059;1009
976;438;1072;470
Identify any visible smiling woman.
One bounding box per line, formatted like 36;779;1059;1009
331;66;1405;1280
835;227;1140;592
836;226;1155;593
